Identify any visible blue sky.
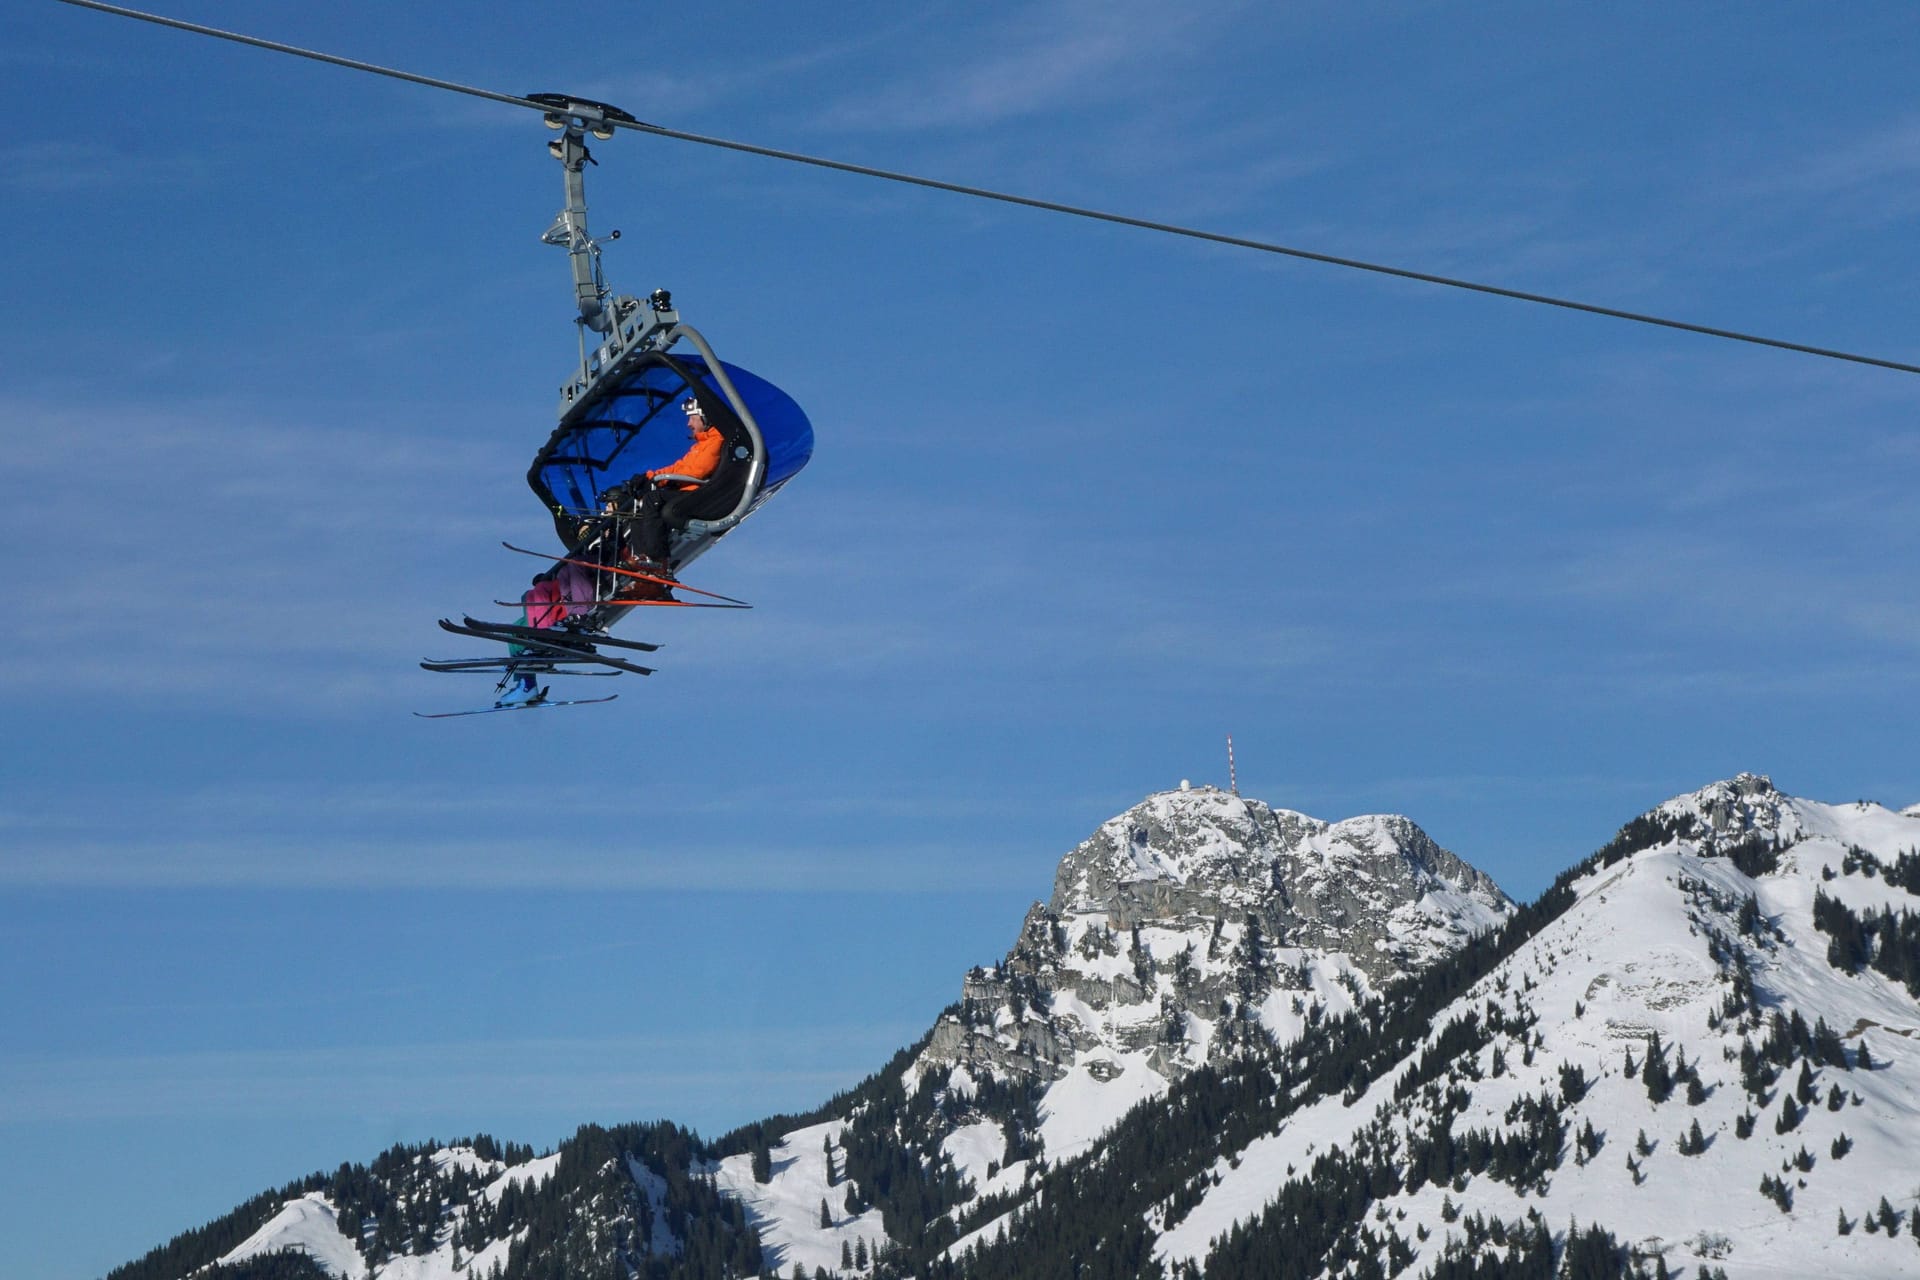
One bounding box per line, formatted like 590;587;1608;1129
4;2;1919;1275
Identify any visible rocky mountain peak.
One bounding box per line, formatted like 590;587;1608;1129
917;788;1513;1159
1049;785;1509;981
1653;771;1800;845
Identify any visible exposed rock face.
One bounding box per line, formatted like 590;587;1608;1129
1655;771;1799;844
1052;786;1508;977
920;785;1513;1096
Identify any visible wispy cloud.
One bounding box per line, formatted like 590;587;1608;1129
54;840;1005;893
0;142;212;194
0;772;1091;839
0;1025;923;1124
812;0;1237;133
0;832;1044;893
0;394;527;708
1271;771;1666;812
1719;113;1920;227
416;23;914;135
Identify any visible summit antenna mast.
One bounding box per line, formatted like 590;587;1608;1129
1227;735;1239;797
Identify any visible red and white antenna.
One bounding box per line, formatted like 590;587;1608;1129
1226;734;1239;796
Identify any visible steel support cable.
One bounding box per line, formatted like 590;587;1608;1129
53;0;1920;377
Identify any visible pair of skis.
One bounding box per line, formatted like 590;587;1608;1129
435;616;659;675
416;543;750;717
415;619;639;718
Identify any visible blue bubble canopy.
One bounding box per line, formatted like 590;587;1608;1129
526;350;813;549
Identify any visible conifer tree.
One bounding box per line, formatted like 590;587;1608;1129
1575;1119;1602;1164
1643;1036;1674;1103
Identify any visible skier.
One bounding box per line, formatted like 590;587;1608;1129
615;398;725;570
497;559;599;704
520;562;598;628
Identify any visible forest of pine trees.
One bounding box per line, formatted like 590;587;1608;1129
1813;887;1920;998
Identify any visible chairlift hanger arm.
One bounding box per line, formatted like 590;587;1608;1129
52;0;1920;378
543;118;613;334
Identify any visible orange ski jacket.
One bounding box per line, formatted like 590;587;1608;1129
646;425;724;491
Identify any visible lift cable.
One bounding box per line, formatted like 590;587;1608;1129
53;0;1920;378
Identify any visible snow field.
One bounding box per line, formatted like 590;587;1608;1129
218;1193;368;1280
711;1119;890;1275
219;1146;557;1280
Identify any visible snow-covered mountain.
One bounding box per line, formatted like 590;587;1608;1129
110;775;1920;1280
718;786;1511;1265
957;773;1920;1279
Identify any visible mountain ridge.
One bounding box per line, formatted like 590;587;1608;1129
108;774;1920;1280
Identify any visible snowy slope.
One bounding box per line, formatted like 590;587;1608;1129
1152;774;1920;1279
711;1120;889;1275
217;1193;368;1280
215;1146;552;1280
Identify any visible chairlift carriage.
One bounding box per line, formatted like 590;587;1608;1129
419;95;814;717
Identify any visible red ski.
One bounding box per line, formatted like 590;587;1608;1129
501;542;752;607
492;596;747;611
